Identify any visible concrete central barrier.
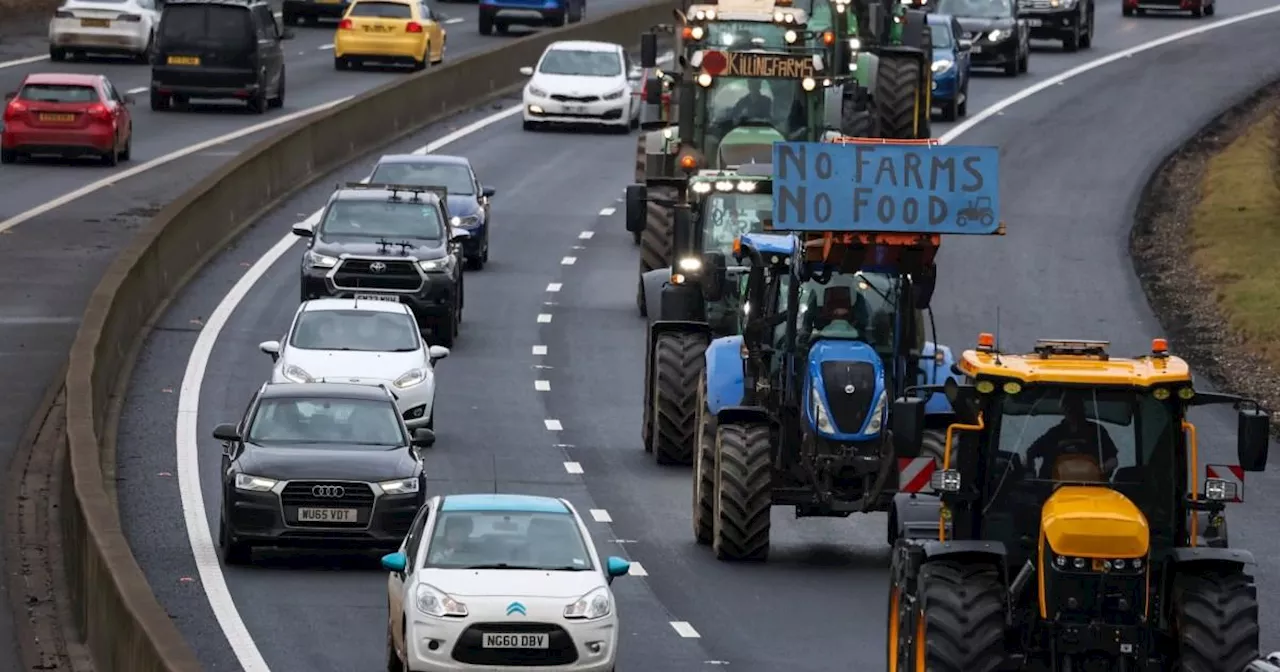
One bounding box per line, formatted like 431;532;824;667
58;4;676;669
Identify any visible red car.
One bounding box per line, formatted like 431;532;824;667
1;73;134;166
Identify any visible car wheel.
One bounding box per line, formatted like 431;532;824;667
547;10;566;26
413;46;427;71
101;143;118;167
1018;48;1028;73
386;625;404;672
219;516;252;565
523;119;541;131
120;128;132;161
0;149;15;164
940;97;957;122
136;34;153;63
1063;26;1079;52
1122;4;1133;14
1080;7;1094;47
268;70;286;109
149;88;169;111
49;46;67;62
958;84;968;117
478;11;493;34
481;232;489;263
495;22;509;34
248;90;268;114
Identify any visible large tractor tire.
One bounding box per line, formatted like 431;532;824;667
692;374;716;545
892;560;1008;672
649;331;706;465
876;54;927;140
636;185;676;316
1173;569;1260;671
713;421;772;561
632;137;645;245
840;87;876;137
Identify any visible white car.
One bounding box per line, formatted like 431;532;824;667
258;299;448;430
382;493;632;672
519;40;642;133
48;0;159;62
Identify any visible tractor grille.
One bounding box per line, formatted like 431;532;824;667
331;258;421;291
821;361;877;434
550;94;599;103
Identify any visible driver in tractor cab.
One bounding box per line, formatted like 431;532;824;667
729;79;774;121
799;283;870;346
1025;393;1120;480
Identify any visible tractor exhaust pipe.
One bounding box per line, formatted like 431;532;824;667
1009;559;1034;601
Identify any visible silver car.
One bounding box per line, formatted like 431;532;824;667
259;298;449;429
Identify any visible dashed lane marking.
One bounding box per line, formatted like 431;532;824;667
537;313;552;323
532;345;548;355
561;256;577;265
534;380;550;391
544;419;563;431
563;461;583;474
589;509;612;523
444;16;465;23
598;207;615;216
627;562;648;576
578;231;594;239
546;282;562;292
318;44;334;50
671;622;701;638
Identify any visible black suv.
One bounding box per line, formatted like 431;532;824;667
293;183;469;347
1017;0;1093;51
150;0;291;113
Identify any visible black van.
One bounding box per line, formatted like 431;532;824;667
150;0;292;114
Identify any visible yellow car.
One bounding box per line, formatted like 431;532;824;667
334;0;446;71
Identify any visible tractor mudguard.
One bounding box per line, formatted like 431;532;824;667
897;10;932;51
656;279;706;325
919;341;958;416
806;339;886;440
1172;547;1255;568
919;539;1008;565
715;405;771;428
891;492;947;541
705;335;745;415
876;43;929;62
642;268;672;325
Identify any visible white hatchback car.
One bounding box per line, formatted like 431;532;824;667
520;40;642;132
259;299;448;430
48;0;159;62
382;494;631;672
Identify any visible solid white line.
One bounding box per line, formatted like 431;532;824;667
561;256;576;265
126;87;148;95
532;345;548;355
563;461;583;474
544;419;563;431
589;509;612;523
0;96;353;234
578;231;594;240
0;54;48;70
627;562;647;576
546;282;562;292
318;44;335;51
537;313;552;323
598;207;615;217
534;380;550;391
670;621;701;638
444;16;465;24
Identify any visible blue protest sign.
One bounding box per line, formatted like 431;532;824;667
771;142;1001;234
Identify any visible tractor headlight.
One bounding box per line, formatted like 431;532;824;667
863;390;888;435
677;257;702;272
692;181;713;194
1053;553;1146;573
809;386;835;434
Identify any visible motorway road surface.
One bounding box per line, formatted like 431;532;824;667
0;0;657;667
118;5;1280;672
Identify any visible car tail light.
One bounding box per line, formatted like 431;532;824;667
116;13;141;21
54;8;74;17
86;104;111;121
3;100;26;122
338;18;353;29
406;21;423;32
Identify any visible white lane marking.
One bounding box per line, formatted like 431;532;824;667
671;622;701;638
318;44;335;51
627;562;647;577
126;87;148;95
172;11;1280;664
534;380;550;391
537;313;553;323
589;509;612;523
532;345;548;355
0;54;49;70
175;103;523;672
564;461;583;474
598;207;615;216
544;419;563;431
546;282;562;292
578;231;594;240
561;256;576;265
444;16;465;23
0;96;353;234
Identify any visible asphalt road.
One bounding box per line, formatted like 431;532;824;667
0;0;660;667
118;3;1280;671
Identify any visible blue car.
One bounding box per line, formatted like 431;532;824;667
368;154;496;270
478;0;585;35
927;13;971;122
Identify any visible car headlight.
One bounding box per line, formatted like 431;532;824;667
451;214;480;228
527;85;547;98
809;386;835;434
305;250;338;269
931;59;954;73
864;390;888;435
282;364;313;383
416;583;468;617
563;586;611;620
394;368;427;389
419;256;454;272
602;88;626;101
234;473;277;492
987;29;1005;41
378;477;420;495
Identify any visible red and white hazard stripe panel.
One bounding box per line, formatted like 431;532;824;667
898;457;937;494
1205;464;1244;502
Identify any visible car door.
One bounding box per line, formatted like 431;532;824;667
390;501;433;651
952;18;969;86
98;79;127;148
252;5;283;91
419;2;443;60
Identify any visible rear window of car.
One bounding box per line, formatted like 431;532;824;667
349;1;413;18
19;84;99;103
159;5;254;51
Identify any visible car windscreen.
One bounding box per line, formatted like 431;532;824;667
931;21;955;48
19;84;99;103
935;0;1012;18
319;200;444;240
424;510;595;570
348;1;413;17
159;5;254;52
370;163;474;195
247;397;405;446
537;49;621;77
289;309;420;352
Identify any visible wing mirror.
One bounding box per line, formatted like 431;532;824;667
412;428;436;448
643;76;663;105
481;185;496;198
605;556;631;584
427;345;450;364
624;184;647;233
2;92;14;102
381;551;408;573
291;223;314;238
890;398;925;458
1237;406;1271;471
449;228;471;243
519;66;534;76
212;423;241;442
702;251;728;302
258;340;281;361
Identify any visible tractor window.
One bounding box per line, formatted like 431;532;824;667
702;192;771;255
701;77;809;159
704;21;789;49
995;387;1137;482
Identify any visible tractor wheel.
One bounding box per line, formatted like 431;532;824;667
876;54;926;140
692;374;716;545
636;185;675;316
840;87;876;137
634;134;646;183
713;422;772;561
649;331;706;465
1173;569;1260;671
901;560;1009;672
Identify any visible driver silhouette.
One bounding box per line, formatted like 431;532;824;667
1025;394;1119;479
729;80;773;121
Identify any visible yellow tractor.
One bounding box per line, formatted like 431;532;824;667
886;335;1270;672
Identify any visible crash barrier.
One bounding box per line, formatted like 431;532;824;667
58;3;678;670
0;0;58;18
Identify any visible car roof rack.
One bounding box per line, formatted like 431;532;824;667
340;182;447;202
1032;339;1111;361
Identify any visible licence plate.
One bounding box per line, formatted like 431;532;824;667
362;24;391;31
482;633;548;649
167;55;200;66
970;45;982;53
38;113;75;122
353;293;399;302
565;105;586;114
1026;17;1043;26
80;18;110;27
297;507;358;523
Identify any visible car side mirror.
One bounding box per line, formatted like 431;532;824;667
281;28;295;39
449;228;471;243
1237;407;1270;471
624;184;647;234
890;398;925;458
123;94;136;104
644;76;663;106
481;186;496;198
427;345;450;363
639;32;658;68
958;39;972;51
291;224;314;238
381;551;408;573
258;340;281;360
519;66;534;76
605;556;630;584
212;422;241;442
412;428;436;448
702;251;727;302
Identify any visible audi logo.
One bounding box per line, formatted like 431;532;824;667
311;485;346;498
369;261;387;273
